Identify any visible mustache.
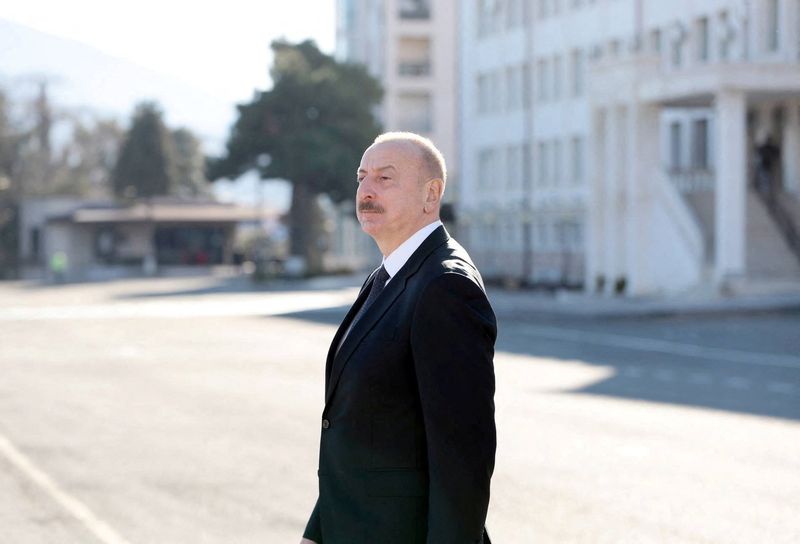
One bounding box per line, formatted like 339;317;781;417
358;201;384;213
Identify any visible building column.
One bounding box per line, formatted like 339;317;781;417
782;100;800;193
714;90;748;283
625;103;661;295
606;105;624;294
586;107;607;294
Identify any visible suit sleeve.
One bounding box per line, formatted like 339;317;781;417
411;272;497;544
302;498;322;543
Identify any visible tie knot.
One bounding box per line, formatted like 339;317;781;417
374;265;390;288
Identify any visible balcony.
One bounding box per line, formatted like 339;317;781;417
398;61;431;77
398;0;430;20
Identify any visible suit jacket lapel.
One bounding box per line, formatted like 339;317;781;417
325;226;450;406
323;268;379;392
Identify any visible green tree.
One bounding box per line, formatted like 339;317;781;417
112;101;178;201
51;117;124;198
0;87;22;278
210;39;382;274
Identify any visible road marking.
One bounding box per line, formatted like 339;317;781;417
0;433;133;544
767;382;796;394
724;377;751;390
653;369;675;382
517;325;800;370
622;367;644;378
688;373;713;385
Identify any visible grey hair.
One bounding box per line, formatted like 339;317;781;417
373;132;447;187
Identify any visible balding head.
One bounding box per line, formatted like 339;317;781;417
372;132;446;191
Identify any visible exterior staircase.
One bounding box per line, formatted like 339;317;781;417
745;189;800;278
670;178;800;296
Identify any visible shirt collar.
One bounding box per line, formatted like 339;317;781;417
382;220;443;281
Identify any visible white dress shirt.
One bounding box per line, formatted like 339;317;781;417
382;220;443;285
336;220;443;352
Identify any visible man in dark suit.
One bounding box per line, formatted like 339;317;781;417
301;132;497;544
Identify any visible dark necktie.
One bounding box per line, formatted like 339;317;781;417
351;265;390;329
337;265;390;353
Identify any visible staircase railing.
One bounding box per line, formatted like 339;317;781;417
754;177;800;263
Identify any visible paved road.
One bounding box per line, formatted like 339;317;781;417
1;276;798;543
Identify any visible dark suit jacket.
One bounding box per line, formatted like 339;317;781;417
303;226;497;544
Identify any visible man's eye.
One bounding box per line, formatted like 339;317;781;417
380;176;390;181
357;177;364;183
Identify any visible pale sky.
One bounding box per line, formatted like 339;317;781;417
1;1;336;105
1;1;336;208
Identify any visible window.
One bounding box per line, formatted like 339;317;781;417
398;37;431;76
608;40;621;58
538;0;549;19
696;17;709;62
650;28;662;54
536;219;548;248
523;144;532;189
506;0;523;28
30;227;40;259
719;11;732;60
671;38;683;67
507;146;521;188
522;63;532;108
538;141;549;185
571;49;585;97
477;0;499;37
767;0;780;52
399;0;430;20
537;59;549;102
477;74;489;114
571;136;584;183
553;139;562;185
478;148;495;190
670;121;683;171
553;54;563;99
506;66;521;110
691;119;709;170
491;70;503;112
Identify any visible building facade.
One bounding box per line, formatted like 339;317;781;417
19;197;264;282
460;0;800;295
336;0;459;203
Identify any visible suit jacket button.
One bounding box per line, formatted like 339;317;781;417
322;418;330;429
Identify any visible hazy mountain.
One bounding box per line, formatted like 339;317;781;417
0;18;236;153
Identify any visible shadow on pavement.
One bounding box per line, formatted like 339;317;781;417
277;306;800;422
494;315;800;422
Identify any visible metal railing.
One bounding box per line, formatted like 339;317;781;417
398;0;430;20
667;168;715;193
754;176;800;263
398;61;431;76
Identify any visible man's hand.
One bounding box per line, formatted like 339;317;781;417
300;539;317;544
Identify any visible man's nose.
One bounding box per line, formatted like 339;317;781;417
358;176;376;197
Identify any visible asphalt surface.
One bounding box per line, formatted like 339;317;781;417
0;275;798;543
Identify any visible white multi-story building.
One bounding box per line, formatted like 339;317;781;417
336;0;459;205
460;0;800;295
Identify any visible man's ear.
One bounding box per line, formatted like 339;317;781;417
425;178;444;206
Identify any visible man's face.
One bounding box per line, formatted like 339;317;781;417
356;141;428;251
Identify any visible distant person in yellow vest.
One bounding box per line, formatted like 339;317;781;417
50;251;68;283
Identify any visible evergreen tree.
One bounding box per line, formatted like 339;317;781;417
210;39;382;274
112;101;178;200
